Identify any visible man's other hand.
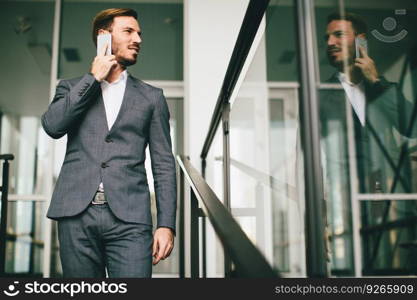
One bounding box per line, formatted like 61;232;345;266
152;227;174;265
90;43;117;82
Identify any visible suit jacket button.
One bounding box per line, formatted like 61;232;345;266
101;162;108;168
105;137;113;143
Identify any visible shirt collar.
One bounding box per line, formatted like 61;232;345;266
338;72;364;87
102;70;128;86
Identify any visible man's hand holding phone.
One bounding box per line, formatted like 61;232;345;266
354;39;379;84
90;34;117;82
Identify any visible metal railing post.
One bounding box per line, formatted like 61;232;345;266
0;154;14;276
222;102;233;277
178;169;185;278
201;212;207;278
190;190;200;278
201;158;207;278
295;0;328;277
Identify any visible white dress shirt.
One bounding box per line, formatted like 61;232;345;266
338;72;366;126
98;70;128;192
101;70;128;129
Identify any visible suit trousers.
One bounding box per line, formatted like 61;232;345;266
57;203;153;278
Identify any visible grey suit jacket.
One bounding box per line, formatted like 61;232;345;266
320;74;416;193
42;73;177;231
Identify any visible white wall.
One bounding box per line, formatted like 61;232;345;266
184;0;249;168
183;0;249;277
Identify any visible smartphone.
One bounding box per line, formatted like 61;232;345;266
355;36;368;58
97;33;112;56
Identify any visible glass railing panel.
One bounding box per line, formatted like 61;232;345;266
229;0;305;277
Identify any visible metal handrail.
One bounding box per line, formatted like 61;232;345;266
177;155;278;278
0;154;14;276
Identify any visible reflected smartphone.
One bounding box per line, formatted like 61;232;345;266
97;33;112;56
355;36;368;58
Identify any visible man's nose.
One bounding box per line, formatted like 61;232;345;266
327;35;336;46
133;33;142;44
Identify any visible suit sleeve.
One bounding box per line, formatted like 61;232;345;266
368;78;417;138
42;73;100;139
395;86;417;138
148;89;177;233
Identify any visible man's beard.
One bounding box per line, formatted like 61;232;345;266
328;55;341;68
327;52;354;70
113;46;137;67
118;57;137;67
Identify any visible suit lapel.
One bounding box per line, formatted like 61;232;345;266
327;72;340;84
96;89;110;133
108;74;138;135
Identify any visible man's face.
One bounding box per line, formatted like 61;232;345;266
109;16;142;67
325;20;356;69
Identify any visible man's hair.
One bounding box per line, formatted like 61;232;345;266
327;12;368;35
92;8;138;46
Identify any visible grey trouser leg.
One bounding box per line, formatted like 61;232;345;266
58;203;153;278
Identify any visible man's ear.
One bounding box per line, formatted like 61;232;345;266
98;28;109;35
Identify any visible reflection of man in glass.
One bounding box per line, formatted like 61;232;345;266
323;12;415;194
327;13;380;98
321;12;417;274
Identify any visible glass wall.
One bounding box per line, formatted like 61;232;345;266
4;201;47;276
222;0;417;277
314;0;417;275
0;0;54;276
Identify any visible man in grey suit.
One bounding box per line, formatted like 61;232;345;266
321;12;417;273
42;8;176;278
323;12;413;193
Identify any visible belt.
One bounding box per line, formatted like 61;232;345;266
92;191;107;205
